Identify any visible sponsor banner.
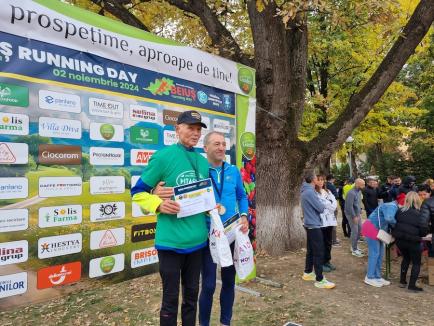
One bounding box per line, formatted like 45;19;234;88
0;112;29;135
163;130;177;146
39;205;82;228
89;253;125;278
38;233;82;259
0;209;28;233
89;122;124;142
0;82;28;107
90;202;125;222
89;97;123;119
129;126;159;145
129;105;158;123
89;147;124;165
162;109;180;126
225;154;231;164
195;135;205;149
225;137;231;150
131;247;159;268
0;240;28;266
0;272;27;298
38;176;82;198
130;149;155;166
0;177;28;199
131;175;140;187
90;227;125;250
90;176;125;195
38;90;81;113
0;142;28;164
213;118;231;133
131;223;156;242
38;144;82;165
39;117;82;139
37;261;81;289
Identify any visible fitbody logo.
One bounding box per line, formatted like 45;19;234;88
90;122;124;142
38;233;82;259
0;82;29;107
90;176;125;195
163;109;180;126
145;78;197;103
39;90;81;113
0;142;28;164
163;130;177;145
0;240;28;266
0;112;29;135
0;209;28;233
0;272;28;299
39;117;82;139
89;147;124;166
37;262;81;289
90;227;125;250
129;105;158;122
129;126;159;145
89;254;125;278
39;205;82;228
38;144;82;165
0;177;28;199
131;247;159;268
90;202;125;222
131;223;157;242
38;176;82;198
130;149;155;166
89;98;123;119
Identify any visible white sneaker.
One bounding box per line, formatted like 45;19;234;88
377;278;391;286
364;276;383;287
352;249;365;257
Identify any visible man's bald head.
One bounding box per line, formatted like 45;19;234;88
355;178;365;189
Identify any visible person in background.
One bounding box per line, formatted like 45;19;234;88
396;176;417;206
392;192;429;292
345;178;365;257
420;187;434;257
326;174;340;246
417;184;431;202
390;176;402;201
343;177;355;200
379;176;396;203
423;178;434;197
363;177;380;216
337;180;351;238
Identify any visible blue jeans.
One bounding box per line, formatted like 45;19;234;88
199;244;236;326
366;237;385;279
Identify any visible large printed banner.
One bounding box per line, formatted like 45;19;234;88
0;0;256;308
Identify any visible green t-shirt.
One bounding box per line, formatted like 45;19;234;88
140;143;209;251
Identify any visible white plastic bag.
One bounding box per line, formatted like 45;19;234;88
233;226;254;280
209;209;233;267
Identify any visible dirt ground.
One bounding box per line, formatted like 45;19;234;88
1;229;434;325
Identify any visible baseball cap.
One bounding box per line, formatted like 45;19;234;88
177;110;207;128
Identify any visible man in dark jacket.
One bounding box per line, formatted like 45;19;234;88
379;176;395;203
362;177;380;216
396;176;417;205
421;195;434;257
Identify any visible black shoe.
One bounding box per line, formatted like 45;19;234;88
398;282;407;288
408;285;423;292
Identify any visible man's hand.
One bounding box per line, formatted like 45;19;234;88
157;200;180;214
153;181;174;200
353;216;360;223
240;215;249;234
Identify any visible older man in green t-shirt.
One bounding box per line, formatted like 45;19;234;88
131;110;208;326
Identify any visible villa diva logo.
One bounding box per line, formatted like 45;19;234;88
39;117;82;139
0;272;28;299
38;90;81;114
90;202;125;222
38;144;82;165
0;209;29;233
89;253;125;278
129;105;158;122
131;247;159;268
0;142;28;164
90;176;125;195
38;205;82;228
0;112;29;135
89;147;124;166
37;262;81;290
38;233;82;259
0;240;28;266
38;177;82;198
89;122;124;142
0;177;28;199
90;227;125;250
89;97;123;119
130;149;155;166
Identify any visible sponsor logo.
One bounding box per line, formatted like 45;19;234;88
89;122;124;142
90;176;125;195
225;154;231;164
39;90;81;113
0;209;28;233
0;177;28;199
240;132;256;160
0;113;29;135
39;117;82;139
38;233;82;259
129;126;159;145
37;262;81;289
238;67;254;95
0;83;29;107
130;149;155;166
145;78;196;102
163;109;180;126
129;105;158;122
213;119;230;133
0;142;28;164
89;147;124;165
222;94;232;111
175;170;201;185
131;247;159;268
90;227;125;250
0;272;27;298
39;177;82;198
131;223;157;242
39;205;82;228
38;144;82;165
163;130;177;145
145;77;174;95
225;137;231;150
0;240;28;266
89;98;123;118
90;202;125;222
89;253;125;278
197;91;208;104
202;117;211;130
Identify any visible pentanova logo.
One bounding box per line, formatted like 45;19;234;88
38;90;81;113
0;240;28;266
38;144;82;165
37;262;81;289
39;205;82;228
38;233;82;259
0;82;29;107
0;113;29;135
130;149;155;166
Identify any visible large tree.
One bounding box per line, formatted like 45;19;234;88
74;0;434;254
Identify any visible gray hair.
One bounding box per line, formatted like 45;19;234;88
203;131;225;146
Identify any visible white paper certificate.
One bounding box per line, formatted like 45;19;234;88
174;179;217;218
223;213;241;244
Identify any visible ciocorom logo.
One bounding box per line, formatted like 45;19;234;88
89;147;124;166
89;98;123;119
39;90;81;113
39;117;82;139
0;240;28;266
0;142;28;164
90;176;125;195
130;149;155;166
131;247;159;268
0;209;28;233
0;177;28;199
89;122;124;142
38;176;82;198
38;144;82;165
0;272;28;299
129;105;158;122
90;227;125;250
37;262;81;289
0;113;29;135
89;253;125;278
39;205;82;228
38;233;82;259
90;202;125;222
